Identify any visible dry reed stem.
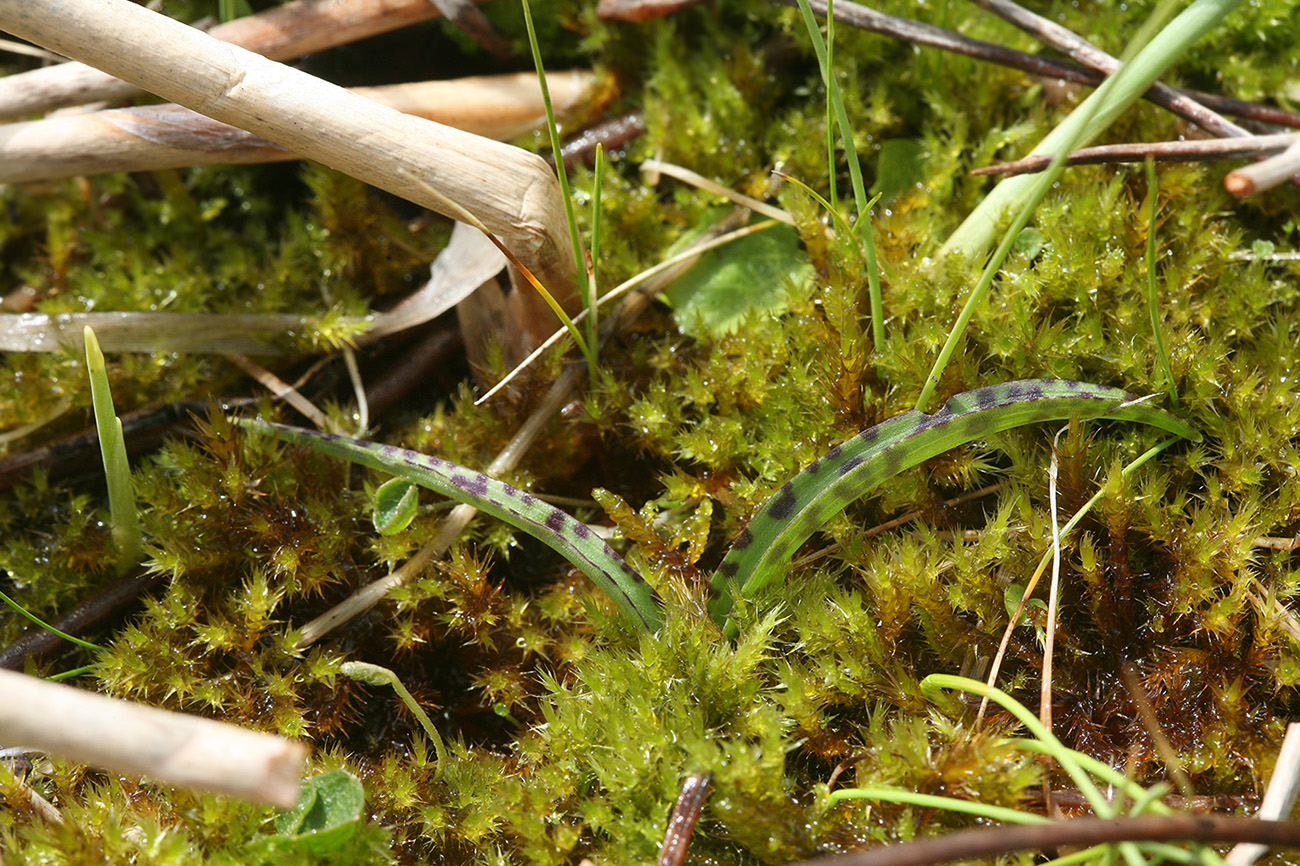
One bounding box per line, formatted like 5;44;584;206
0;0;489;120
0;669;306;808
0;71;595;184
1225;138;1300;197
0;0;579;315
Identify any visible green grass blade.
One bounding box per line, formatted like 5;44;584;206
0;588;101;653
794;0;884;350
85;326;140;575
519;0;596;377
588;143;605;359
1146;158;1179;407
830;786;1052;825
239;419;662;632
709;379;1197;627
940;0;1242;260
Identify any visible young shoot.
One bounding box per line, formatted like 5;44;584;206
84;326;140;576
339;661;449;780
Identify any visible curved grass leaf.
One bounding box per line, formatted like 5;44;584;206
708;379;1199;627
237;420;662;632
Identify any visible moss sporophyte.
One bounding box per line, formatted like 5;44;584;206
242;378;1197;635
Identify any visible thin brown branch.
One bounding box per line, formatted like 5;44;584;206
791;816;1300;866
973;133;1300;177
773;0;1300;131
968;0;1246;138
657;774;713;866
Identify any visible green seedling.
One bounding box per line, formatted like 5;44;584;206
373;478;419;536
892;676;1229;866
242;379;1196;636
259;769;365;856
85;326;141;576
340;661;449;779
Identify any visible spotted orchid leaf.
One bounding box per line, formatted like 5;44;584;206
707;379;1199;628
238;420;663;632
240;379;1197;637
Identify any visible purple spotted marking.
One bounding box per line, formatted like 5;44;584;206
451;474;489;497
732;527;754;550
838;455;864;476
521;493;537;506
768;484;797;519
976;388;997;409
545;512;566;533
572;522;591;539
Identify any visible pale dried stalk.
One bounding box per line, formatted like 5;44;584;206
0;669;306;808
0;71;595;184
0;0;488;120
0;0;578;314
1225;138;1300;198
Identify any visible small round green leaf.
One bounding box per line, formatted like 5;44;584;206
272;769;365;854
373;478;419;535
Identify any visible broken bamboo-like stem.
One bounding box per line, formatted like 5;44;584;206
0;669;306;808
0;71;594;184
0;0;579;313
0;0;489;120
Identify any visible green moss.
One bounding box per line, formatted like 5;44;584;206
7;0;1300;862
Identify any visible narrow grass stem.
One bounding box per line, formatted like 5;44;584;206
830;786;1052;825
795;0;884;351
924;675;1118;819
520;0;595;378
918;0;1149;410
1146;157;1178;406
339;661;449;780
982;436;1182;719
941;0;1243;260
588;143;605;364
0;589;101;653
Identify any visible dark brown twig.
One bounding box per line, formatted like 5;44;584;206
972;133;1300;176
773;0;1300;131
792;816;1300;866
968;0;1245;138
556;112;648;169
657;773;713;866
